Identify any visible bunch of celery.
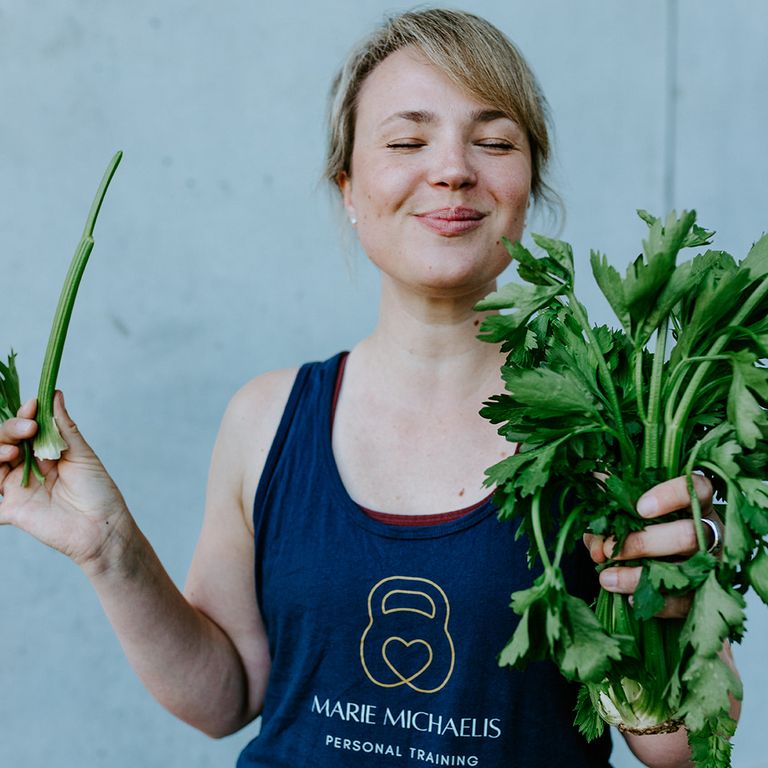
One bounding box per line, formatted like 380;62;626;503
477;211;768;767
0;152;122;485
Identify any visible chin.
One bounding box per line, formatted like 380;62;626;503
417;253;508;292
368;237;511;296
407;267;502;301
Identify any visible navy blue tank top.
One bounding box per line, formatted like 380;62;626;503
237;353;613;767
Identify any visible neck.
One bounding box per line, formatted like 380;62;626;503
355;276;506;399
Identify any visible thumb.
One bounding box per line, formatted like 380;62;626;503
52;391;97;461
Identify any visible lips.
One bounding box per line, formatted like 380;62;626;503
414;206;486;236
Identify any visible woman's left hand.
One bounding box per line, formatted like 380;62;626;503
583;474;720;618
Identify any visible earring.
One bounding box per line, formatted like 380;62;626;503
350;215;357;225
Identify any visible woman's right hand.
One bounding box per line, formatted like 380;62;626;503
0;391;131;573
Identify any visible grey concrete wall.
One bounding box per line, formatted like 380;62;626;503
0;1;765;766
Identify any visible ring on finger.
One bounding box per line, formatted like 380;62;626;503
701;517;722;556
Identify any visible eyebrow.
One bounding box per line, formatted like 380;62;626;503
380;108;513;127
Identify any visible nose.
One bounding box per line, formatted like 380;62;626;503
427;141;477;190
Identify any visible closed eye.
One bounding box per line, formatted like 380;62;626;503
476;140;516;151
386;141;426;150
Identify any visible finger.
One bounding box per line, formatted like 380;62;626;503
600;567;692;617
583;532;607;564
0;415;37;445
0;461;9;494
636;474;713;519
653;593;692;619
0;444;19;463
0;398;38;451
604;519;699;561
17;398;38;420
51;391;96;460
599;565;641;593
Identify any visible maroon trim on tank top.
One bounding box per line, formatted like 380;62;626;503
330;351;500;526
330;350;350;433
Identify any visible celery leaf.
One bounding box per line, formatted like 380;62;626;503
680;571;746;655
746;548;768;604
557;594;622;682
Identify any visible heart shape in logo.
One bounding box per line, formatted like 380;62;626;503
382;637;433;685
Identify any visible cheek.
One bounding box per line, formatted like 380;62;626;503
489;241;514;275
351;159;422;219
497;176;531;233
503;170;532;207
495;202;527;243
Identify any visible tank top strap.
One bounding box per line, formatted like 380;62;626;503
253;352;346;529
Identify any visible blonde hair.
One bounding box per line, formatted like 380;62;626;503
325;8;560;213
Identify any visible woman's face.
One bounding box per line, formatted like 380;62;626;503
339;47;533;300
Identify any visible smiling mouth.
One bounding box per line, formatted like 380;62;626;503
414;207;486;236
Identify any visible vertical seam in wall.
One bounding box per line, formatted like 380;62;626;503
663;0;679;213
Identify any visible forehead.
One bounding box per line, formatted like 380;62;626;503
355;47;509;128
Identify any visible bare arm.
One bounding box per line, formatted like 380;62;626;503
0;370;295;737
180;368;298;733
84;515;254;737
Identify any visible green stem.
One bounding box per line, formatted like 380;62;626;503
553;505;581;569
32;151;122;462
663;277;768;473
665;355;731;401
530;490;554;573
643;322;668;471
33;237;94;459
661;354;731;460
21;441;45;486
634;347;647;424
719;324;768;357
81;152;123;239
567;292;633;466
679;436;710;551
685;471;708;552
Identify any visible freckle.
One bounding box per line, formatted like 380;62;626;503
473;319;480;326
496;240;500;245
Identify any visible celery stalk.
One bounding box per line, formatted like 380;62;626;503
30;151;122;464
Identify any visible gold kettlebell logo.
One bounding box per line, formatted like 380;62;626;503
360;576;455;694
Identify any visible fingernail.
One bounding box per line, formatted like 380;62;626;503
637;495;658;518
601;570;618;589
0;445;13;458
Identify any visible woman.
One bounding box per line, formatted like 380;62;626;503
0;8;735;767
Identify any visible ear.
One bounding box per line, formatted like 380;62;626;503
337;171;356;223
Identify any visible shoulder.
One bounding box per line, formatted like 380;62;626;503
224;367;300;438
223;353;342;439
220;366;300;468
210;367;300;529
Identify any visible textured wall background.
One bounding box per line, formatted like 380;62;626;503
0;1;765;766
